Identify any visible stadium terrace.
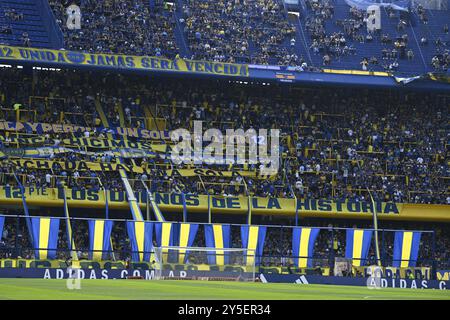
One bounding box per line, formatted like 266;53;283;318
0;0;448;301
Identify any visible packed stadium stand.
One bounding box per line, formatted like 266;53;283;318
0;68;448;204
0;0;448;283
0;67;449;271
0;0;446;74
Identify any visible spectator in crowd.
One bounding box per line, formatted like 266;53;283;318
0;67;448;204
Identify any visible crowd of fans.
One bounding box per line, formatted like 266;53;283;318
49;0;179;57
180;0;298;65
0;2;448;278
303;1;449;72
0;68;448;204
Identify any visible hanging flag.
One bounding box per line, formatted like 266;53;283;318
292;227;320;268
0;215;4;240
345;229;373;267
88;219;114;261
126;221;154;262
393;231;422;268
173;223;199;263
30;217;60;260
155;222;174;263
155;222;174;247
204;224;231;265
241;225;267;266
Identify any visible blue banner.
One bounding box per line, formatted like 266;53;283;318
30;217;60;260
393;231;421;268
0;46;249;77
173;223;199;263
345;229;373;267
292;227;320;268
88;219;114;261
204;224;231;265
126;221;154;262
0;216;4;241
241;225;267;266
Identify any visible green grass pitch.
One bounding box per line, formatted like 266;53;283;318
0;279;448;300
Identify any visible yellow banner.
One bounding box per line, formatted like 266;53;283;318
9;159;144;173
0;186;448;221
7;159;275;178
0;135;167;152
0;46;249;77
157;168;275;180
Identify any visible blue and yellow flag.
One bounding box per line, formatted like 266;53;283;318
204;224;231;265
345;229;373;267
241;225;267;266
126;221;154;262
292;227;320;268
0;215;4;240
149;194;165;222
30;217;60;260
155;222;174;247
173;223;199;263
88;219;114;261
393;231;422;268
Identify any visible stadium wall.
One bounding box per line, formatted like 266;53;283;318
0;268;447;290
261;274;450;290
